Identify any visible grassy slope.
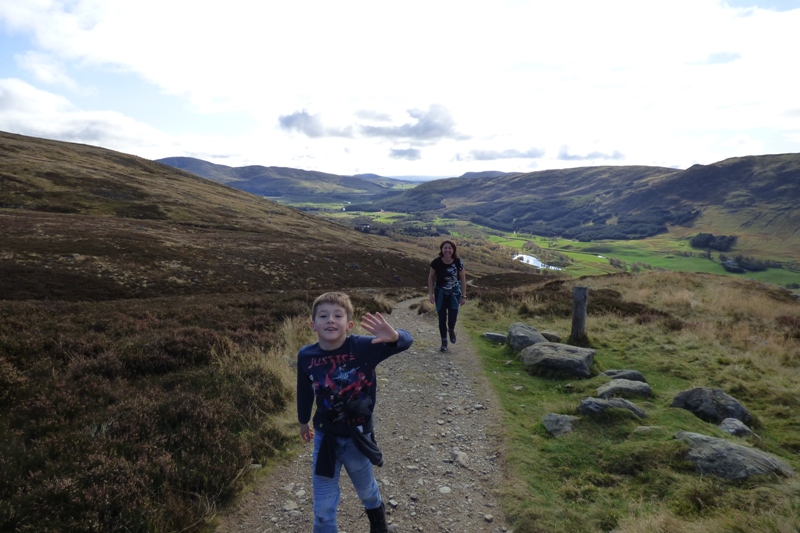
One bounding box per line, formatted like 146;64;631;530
465;271;800;533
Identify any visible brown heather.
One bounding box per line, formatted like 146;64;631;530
0;289;427;532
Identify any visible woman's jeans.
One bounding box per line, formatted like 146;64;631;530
434;287;460;340
438;306;458;340
312;430;382;533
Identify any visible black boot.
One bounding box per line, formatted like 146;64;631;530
366;502;389;533
440;339;448;352
449;328;457;343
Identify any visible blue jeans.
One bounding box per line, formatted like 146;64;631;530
312;431;382;533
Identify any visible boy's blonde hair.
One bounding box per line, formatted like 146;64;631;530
311;292;354;321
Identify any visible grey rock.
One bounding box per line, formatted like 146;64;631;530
520;342;595;379
670;387;753;425
451;450;469;467
507;323;548;352
597;378;652;399
543;413;580;437
675;431;795;480
601;369;648;383
719;417;759;439
483;332;507;344
578;396;647;419
282;500;298;511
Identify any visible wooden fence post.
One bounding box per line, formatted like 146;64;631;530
570;286;589;344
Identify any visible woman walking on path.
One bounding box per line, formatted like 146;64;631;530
428;240;466;352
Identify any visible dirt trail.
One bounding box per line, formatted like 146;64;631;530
214;298;510;533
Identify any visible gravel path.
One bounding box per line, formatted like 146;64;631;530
214;298;510;533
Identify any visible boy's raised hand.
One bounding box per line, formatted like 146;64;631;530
361;312;400;344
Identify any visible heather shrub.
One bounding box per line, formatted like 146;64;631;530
0;288;401;532
0;293;301;532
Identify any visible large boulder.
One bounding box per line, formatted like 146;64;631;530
578;397;647;419
670;387;753;425
675;431;795;480
507;323;548;352
543;414;580;437
597;378;652;399
520;342;595;379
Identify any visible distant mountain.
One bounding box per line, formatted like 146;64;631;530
156;157;413;202
378;154;800;254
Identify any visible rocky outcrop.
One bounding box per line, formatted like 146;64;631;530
597;378;652;399
506;323;547;351
520;342;595;379
670;387;753;425
675;431;795;480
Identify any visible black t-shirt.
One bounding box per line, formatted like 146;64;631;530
430;257;464;290
296;331;413;430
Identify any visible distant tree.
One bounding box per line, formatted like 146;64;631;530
690;233;738;252
733;255;780;272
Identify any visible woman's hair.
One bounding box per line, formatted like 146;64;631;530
438;240;459;259
311;291;354;321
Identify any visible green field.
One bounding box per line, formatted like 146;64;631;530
287;204;800;289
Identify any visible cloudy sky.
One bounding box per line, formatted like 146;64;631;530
1;0;799;178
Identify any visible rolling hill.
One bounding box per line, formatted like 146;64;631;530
156;156;413;203
0;131;439;301
159;151;800;261
377;154;800;258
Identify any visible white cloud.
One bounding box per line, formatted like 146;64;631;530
15;51;77;88
0;78;170;153
0;0;798;176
